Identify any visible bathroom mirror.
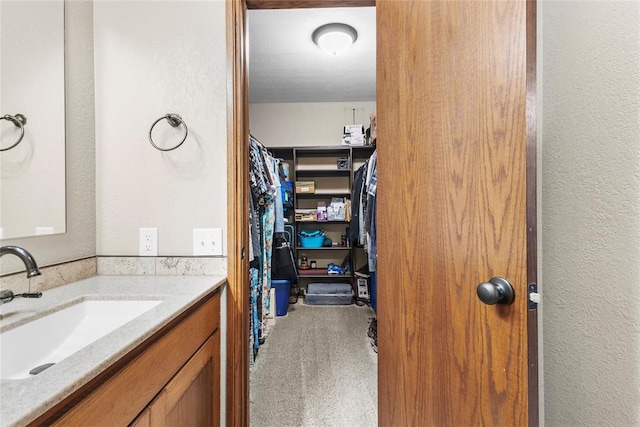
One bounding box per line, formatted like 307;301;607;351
0;0;66;240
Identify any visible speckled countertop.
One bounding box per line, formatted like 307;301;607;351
0;275;226;427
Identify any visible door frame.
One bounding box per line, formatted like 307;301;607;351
526;1;539;424
225;1;538;425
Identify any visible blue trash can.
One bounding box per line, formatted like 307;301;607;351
271;279;291;316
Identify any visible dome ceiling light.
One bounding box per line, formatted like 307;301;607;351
312;23;358;56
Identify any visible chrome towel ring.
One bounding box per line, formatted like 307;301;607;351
0;114;27;152
148;113;188;151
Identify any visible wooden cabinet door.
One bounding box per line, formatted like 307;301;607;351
130;409;151;427
147;333;220;427
377;0;537;425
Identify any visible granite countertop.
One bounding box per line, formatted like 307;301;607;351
0;275;226;427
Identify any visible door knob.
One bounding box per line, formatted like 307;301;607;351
477;277;515;305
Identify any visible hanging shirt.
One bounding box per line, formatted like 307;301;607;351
349;163;367;242
271;157;285;233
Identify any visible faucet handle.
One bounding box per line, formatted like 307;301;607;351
1;290;15;304
16;292;43;299
0;290;42;304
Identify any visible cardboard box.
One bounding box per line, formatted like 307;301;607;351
342;134;365;146
295;209;317;222
295;181;315;194
342;124;366;146
295;213;317;222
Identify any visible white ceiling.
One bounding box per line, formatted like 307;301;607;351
247;7;376;103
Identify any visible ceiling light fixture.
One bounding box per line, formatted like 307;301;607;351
312;23;358;56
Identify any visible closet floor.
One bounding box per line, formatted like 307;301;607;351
250;301;378;427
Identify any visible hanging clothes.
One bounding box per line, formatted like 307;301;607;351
249;267;259;362
349;150;378;272
270;157;285;234
349;162;366;242
364;151;377;272
249;196;260;262
248;135;287;358
260;193;275;332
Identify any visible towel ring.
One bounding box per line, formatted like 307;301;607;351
148;113;188;151
0;114;27;152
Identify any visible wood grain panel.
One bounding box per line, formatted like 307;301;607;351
165;336;217;426
49;294;220;426
526;1;539;425
148;392;168;427
166;366;213;426
377;1;530;425
226;0;250;426
130;409;151;427
246;0;374;9
212;327;221;427
165;339;214;410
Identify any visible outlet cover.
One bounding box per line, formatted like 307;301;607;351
193;228;223;256
139;228;158;256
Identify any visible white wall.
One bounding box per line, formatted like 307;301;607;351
94;0;227;256
542;1;640;425
249;101;375;147
0;0;96;275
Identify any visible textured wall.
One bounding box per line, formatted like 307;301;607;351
94;1;227;256
0;0;96;275
542;2;640;425
249;101;376;147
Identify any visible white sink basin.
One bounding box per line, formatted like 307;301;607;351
0;299;162;380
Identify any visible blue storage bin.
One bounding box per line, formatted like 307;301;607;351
271;279;291;316
298;233;325;248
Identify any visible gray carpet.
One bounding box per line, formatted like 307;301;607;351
250;302;378;427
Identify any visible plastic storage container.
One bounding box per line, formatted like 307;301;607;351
271;280;291;316
305;282;353;305
298;230;326;248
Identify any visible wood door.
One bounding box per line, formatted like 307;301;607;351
226;0;250;426
377;0;537;426
130;409;151;427
147;334;220;427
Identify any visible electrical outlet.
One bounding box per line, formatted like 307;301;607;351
193;228;223;256
139;228;158;256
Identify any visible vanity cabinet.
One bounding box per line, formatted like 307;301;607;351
33;289;221;427
131;334;219;427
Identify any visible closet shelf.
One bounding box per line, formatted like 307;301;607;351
295;246;351;251
265;145;375;288
295;147;351;157
295;169;351;178
298;273;352;279
296;192;351;199
296;220;350;225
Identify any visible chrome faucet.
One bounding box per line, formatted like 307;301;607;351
0;246;43;305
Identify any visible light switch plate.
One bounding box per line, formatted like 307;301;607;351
193;228;223;256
